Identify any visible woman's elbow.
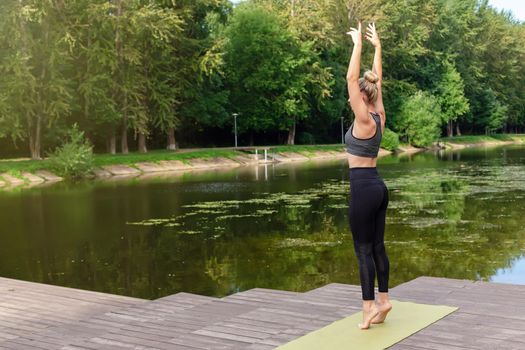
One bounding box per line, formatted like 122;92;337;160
346;74;359;82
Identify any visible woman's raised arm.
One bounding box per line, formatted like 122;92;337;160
366;22;382;83
365;22;385;117
346;22;369;123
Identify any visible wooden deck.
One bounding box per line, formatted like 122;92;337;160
1;275;524;349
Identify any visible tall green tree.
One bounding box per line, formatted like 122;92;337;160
223;1;332;145
223;4;292;142
70;0;183;154
253;0;334;144
0;0;72;159
156;0;232;150
132;3;184;153
69;0;120;153
433;60;470;136
475;1;523;132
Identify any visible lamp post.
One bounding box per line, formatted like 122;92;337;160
341;116;344;144
233;113;239;148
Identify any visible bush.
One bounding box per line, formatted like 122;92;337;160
398;90;442;147
380;128;400;151
48;124;94;180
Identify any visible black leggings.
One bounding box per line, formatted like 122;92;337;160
348;167;390;300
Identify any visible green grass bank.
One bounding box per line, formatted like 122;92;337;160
0;144;346;178
439;134;525;145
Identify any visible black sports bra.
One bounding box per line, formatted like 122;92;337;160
344;112;382;158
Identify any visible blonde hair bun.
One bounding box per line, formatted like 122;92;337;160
363;70;379;84
358;70;379;103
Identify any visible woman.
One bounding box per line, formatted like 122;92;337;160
345;21;392;330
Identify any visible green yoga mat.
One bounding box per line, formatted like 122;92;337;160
275;300;458;350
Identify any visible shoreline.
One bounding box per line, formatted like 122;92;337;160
0;147;384;189
0;146;400;189
2;134;524;190
437;134;525;150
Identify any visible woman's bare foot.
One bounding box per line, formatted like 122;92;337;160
371;300;392;324
358;302;380;330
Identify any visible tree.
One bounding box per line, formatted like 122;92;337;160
486;100;508;134
133;3;184;153
475;2;523;132
254;0;334;144
158;0;232;150
223;4;297;142
69;0;121;154
0;0;72;159
398;91;442;147
223;2;331;145
0;1;30;146
433;60;469;137
71;1;184;154
178;3;232;147
474;88;508;134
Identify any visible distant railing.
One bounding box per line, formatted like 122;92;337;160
235;147;273;163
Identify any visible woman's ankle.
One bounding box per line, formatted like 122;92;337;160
362;300;375;309
376;292;390;304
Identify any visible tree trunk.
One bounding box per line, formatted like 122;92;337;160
107;132;116;154
29;134;39;160
29;113;42;160
34;113;42;161
138;132;147;153
115;0;128;155
249;131;254;146
447;120;453;137
455;123;461;136
287;119;296;145
166;128;177;150
121;120;128;154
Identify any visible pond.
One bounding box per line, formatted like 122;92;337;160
1;144;525;299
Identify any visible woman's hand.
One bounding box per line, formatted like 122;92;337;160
365;22;380;47
346;21;362;46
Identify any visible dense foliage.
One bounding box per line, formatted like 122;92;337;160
0;0;523;158
398;91;443;147
380;128;400;151
48;124;94;179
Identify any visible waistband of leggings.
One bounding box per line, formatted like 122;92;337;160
349;167;380;180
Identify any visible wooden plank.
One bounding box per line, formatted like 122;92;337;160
0;277;143;305
192;329;258;344
246;343;277;350
224;295;344;318
88;332;182;350
448;310;525;330
424;318;525;342
0;287;141;311
400;331;525;350
168;333;236;349
157;291;218;304
391;340;475;350
247;288;303;296
202;324;278;338
0;341;50;350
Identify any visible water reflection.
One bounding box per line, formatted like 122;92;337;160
0;145;524;299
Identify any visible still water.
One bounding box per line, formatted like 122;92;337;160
1;145;524;299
